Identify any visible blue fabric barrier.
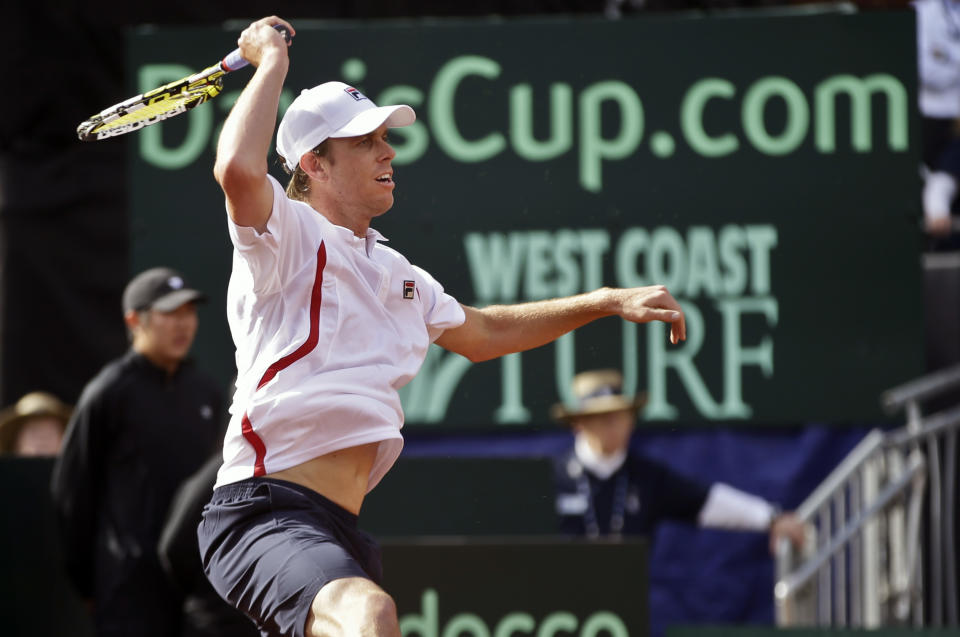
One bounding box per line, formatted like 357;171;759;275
401;424;871;636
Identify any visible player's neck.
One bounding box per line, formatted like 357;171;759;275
310;186;396;238
308;193;378;237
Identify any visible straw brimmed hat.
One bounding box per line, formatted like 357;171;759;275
0;391;73;453
550;369;647;422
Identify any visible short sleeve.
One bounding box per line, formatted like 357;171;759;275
412;265;465;341
226;175;302;295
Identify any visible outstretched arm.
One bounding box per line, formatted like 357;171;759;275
213;16;295;232
435;285;686;363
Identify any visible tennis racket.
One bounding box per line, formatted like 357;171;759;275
77;25;292;141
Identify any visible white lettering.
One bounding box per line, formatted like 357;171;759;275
397;589;632;637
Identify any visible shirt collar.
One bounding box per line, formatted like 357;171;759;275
328;223;389;258
365;227;388;257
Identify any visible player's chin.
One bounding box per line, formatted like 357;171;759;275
372;193;395;216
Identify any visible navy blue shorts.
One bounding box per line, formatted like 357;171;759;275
197;477;382;637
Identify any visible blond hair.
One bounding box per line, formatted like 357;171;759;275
281;141;331;202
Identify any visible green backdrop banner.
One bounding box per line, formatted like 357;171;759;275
381;539;649;637
128;10;923;428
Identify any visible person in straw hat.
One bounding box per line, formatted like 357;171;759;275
552;369;805;551
0;391;72;456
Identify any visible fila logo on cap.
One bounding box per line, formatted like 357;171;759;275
344;87;368;102
402;280;415;300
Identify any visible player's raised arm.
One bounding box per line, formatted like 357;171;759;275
436;285;686;363
213;17;295;232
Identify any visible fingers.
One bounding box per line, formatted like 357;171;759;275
660;312;685;345
631;307;685;345
644;308;682;324
790;523;807;549
242;17;295;45
256;17;296;46
670;314;686;345
263;16;296;40
624;286;686;344
238;17;295;66
770;515;808;552
666;308;686;345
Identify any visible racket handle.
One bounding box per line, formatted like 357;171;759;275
221;24;292;72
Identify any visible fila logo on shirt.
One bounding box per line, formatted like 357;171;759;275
403;280;416;300
344;86;368;102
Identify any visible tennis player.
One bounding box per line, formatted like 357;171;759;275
198;15;687;637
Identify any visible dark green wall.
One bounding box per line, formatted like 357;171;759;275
127;11;923;429
1;458;93;637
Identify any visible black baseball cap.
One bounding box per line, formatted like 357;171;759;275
122;267;206;313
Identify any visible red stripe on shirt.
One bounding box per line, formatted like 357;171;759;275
257;242;327;389
242;242;328;476
241;413;267;476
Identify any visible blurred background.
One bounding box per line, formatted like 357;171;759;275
3;1;959;636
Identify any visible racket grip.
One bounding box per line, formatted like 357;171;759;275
221;24;292;72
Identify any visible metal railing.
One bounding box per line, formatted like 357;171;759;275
775;363;960;627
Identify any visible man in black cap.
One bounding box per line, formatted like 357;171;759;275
51;267;224;637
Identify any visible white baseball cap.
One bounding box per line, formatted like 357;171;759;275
276;81;416;172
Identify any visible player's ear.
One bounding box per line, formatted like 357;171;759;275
300;152;329;182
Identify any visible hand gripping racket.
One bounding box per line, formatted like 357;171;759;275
77;25;292;141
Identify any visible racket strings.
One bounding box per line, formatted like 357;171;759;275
79;70;225;139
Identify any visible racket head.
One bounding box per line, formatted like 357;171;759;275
77;64;226;141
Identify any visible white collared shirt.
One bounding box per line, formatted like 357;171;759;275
215;175;465;490
916;0;960;118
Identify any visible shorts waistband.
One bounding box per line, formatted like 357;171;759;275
212;476;359;527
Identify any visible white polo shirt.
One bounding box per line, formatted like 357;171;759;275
215;175;465;491
916;0;960;118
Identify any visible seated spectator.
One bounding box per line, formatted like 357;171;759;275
0;391;71;456
551;369;805;552
916;0;960;240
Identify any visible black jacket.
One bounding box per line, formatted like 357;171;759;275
51;350;222;636
554;446;710;537
158;453;259;637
